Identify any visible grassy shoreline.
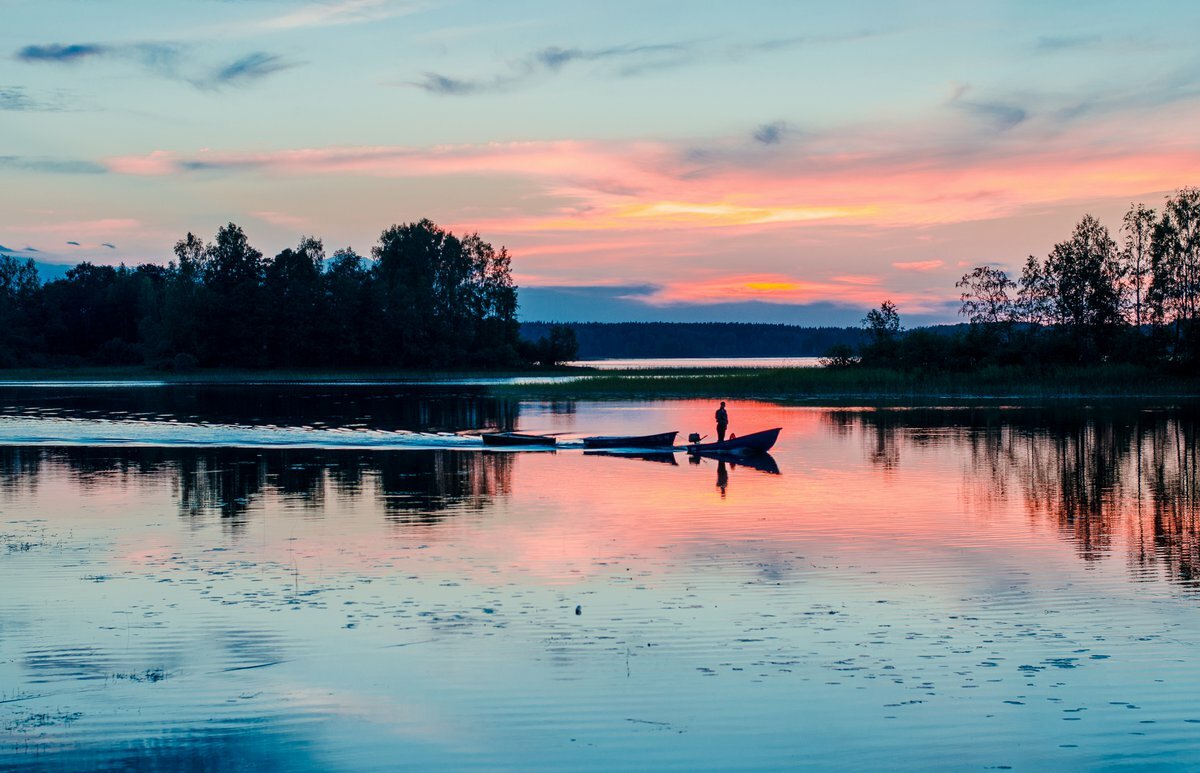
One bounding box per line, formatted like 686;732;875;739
497;364;1200;400
0;363;1195;400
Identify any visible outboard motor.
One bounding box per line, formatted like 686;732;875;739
688;432;702;444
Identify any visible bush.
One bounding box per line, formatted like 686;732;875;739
171;353;199;373
819;343;858;369
96;338;143;366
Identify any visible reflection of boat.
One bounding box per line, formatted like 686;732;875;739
696;451;780;475
581;431;678;449
686;427;781;455
481;432;557;447
583;450;679;465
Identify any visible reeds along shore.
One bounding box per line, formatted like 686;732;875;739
498;364;1200;399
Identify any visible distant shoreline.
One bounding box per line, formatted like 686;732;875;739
0;363;1195;400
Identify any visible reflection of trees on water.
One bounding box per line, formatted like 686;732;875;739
0;447;514;528
827;406;1200;588
376;452;513;524
0;384;520;433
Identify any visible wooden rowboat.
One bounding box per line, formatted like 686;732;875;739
581;431;678;449
686;427;780;455
480;432;557;447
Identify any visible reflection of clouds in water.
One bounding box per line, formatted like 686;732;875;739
3;400;1200;768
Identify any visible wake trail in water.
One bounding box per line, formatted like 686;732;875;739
0;416;488;450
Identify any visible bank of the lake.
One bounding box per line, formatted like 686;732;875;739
498;363;1200;399
0;363;1196;398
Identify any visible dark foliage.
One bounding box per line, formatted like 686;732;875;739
0;221;525;370
519;321;866;359
518;324;578;366
854;194;1200;373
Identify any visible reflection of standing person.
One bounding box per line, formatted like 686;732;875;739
716;459;728;497
715;401;729;442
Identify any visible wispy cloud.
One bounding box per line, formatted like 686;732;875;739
752;122;788;145
729;29;890;57
412;29;888;96
412;41;692;95
412;72;483;95
1033;34;1102;54
99;88;1200;238
207;52;294;87
16;43;106;63
252;210;309;227
0;155;106;174
0;86;40;111
892;260;945;272
13;39;287;90
253;0;425;31
629;273;935;310
948;84;1028;131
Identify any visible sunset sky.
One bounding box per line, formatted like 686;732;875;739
4;0;1200;323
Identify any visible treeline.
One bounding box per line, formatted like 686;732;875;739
0;219;568;370
520;321;865;359
842;187;1200;372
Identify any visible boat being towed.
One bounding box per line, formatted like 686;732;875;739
581;431;678;449
686;427;781;455
481;432;557;447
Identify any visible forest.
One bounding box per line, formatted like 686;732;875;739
2;188;1199;375
846;188;1200;372
519;321;864;359
0;220;574;370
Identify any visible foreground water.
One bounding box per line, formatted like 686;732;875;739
568;357;823;369
1;385;1198;770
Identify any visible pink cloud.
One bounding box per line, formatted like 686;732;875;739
103;125;1200;240
892;260;945;271
18;218;142;236
632;273;939;310
251;210;309;227
84;101;1200;310
105;151;178;176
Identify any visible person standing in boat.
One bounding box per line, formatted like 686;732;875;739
715;401;729;442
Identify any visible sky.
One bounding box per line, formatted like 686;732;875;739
3;0;1200;324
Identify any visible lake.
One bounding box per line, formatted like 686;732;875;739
1;384;1198;770
570;357;824;369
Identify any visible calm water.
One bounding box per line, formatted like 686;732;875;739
570;357;823;369
1;385;1198;770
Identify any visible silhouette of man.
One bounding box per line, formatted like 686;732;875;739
715;401;728;442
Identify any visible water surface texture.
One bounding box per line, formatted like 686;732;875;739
1;386;1198;770
569;356;823;369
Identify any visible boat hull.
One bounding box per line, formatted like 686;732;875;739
581;431;678;449
481;432;557;447
686;427;780;455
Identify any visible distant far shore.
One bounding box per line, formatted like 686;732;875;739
0;363;1196;400
0;365;592;384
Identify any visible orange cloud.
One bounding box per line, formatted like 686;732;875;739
104;132;1200;241
631;273;936;310
892;260;945;271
